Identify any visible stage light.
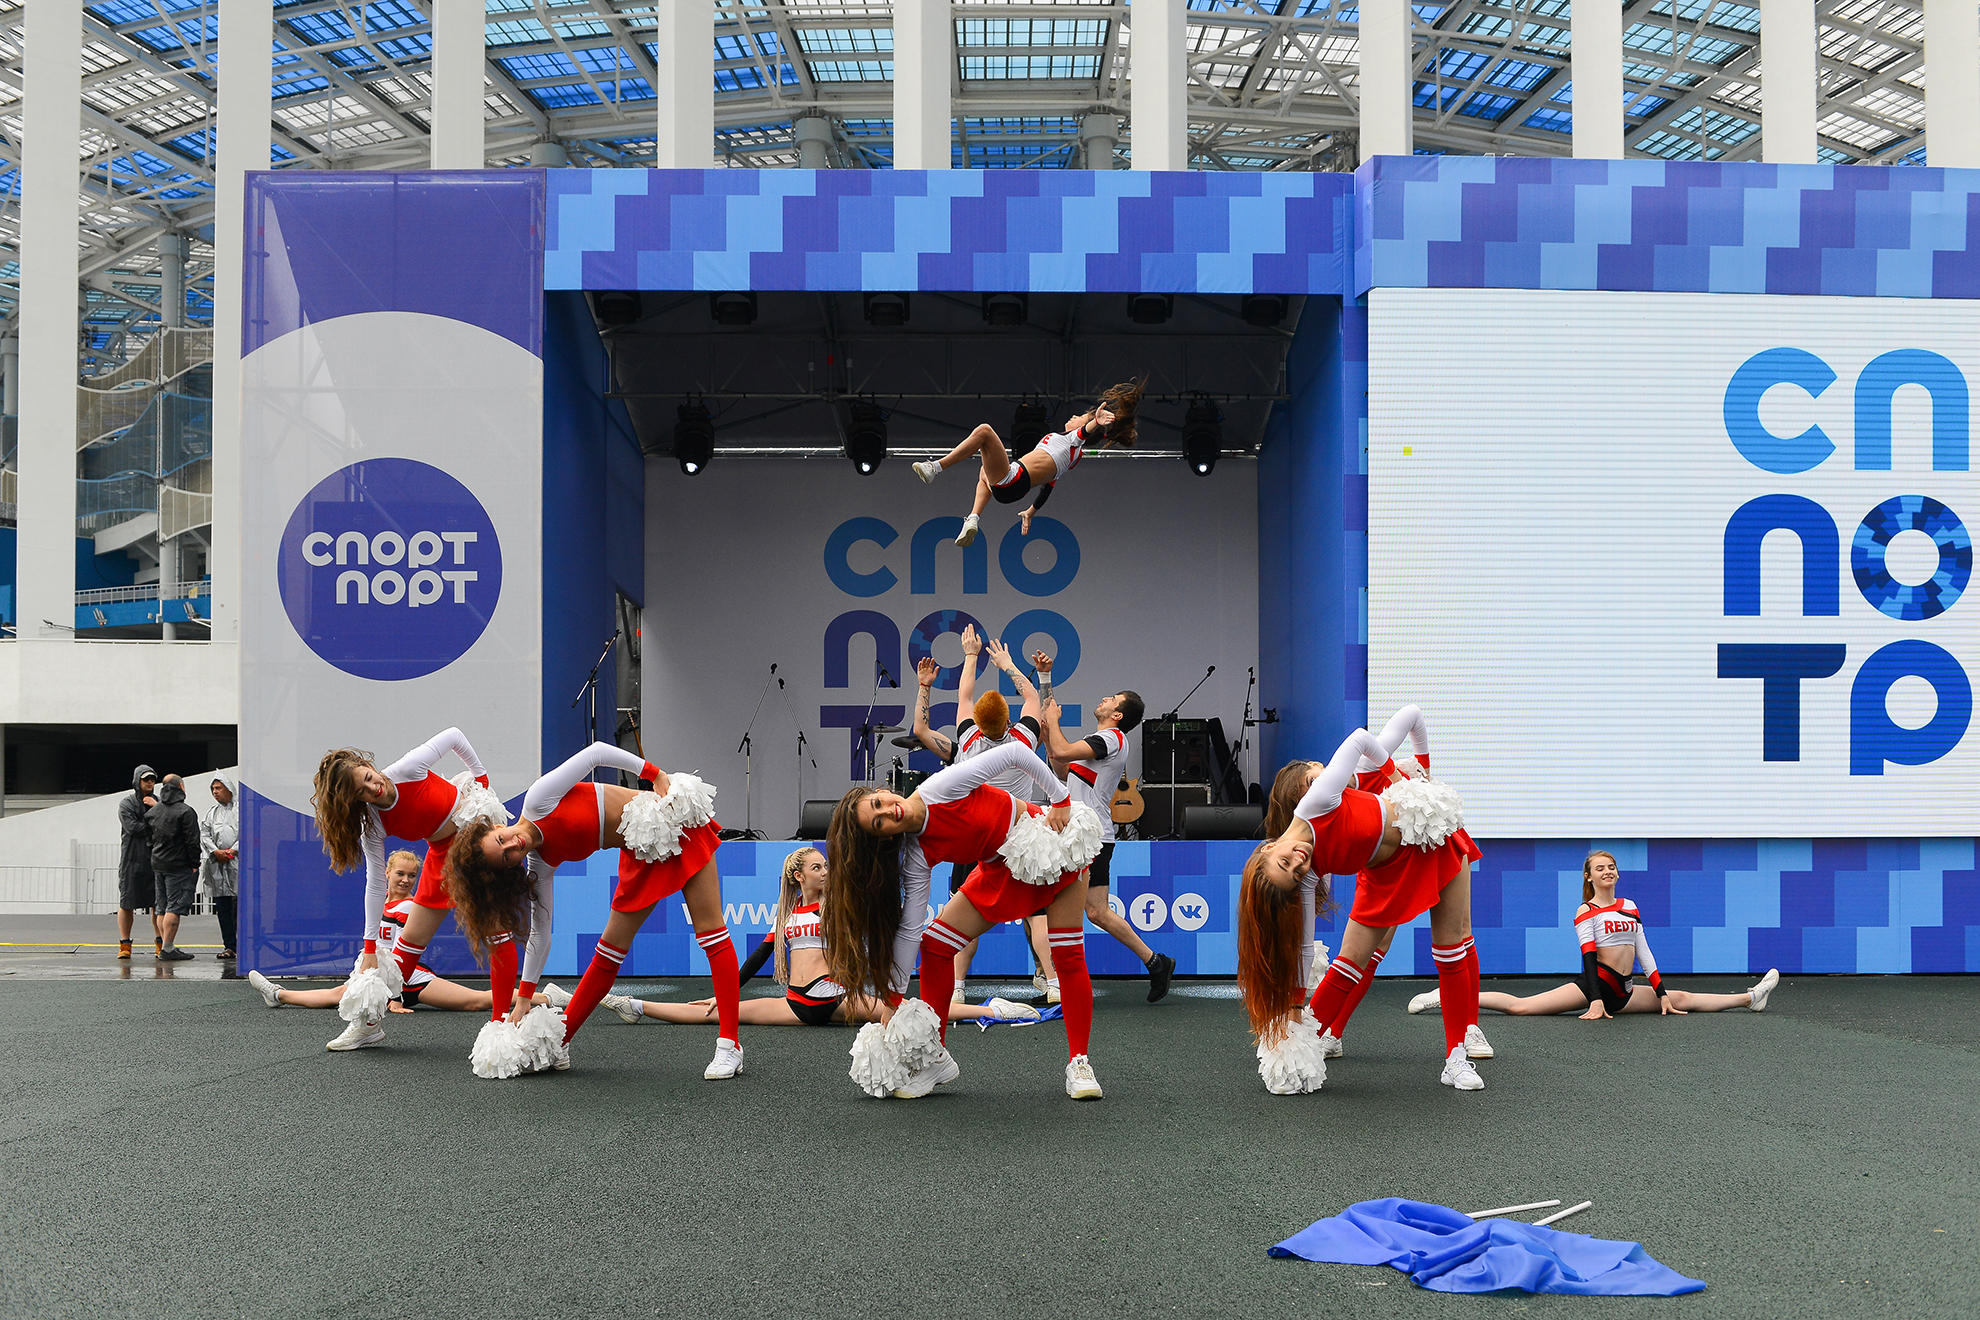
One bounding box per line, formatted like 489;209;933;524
1242;294;1286;327
982;292;1028;326
674;402;715;475
1182;398;1222;475
845;401;887;474
709;291;757;325
595;290;641;326
1011;400;1048;458
863;292;909;326
1128;293;1173;325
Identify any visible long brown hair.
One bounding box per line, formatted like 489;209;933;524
821;788;904;999
1095;377;1145;448
1581;850;1617;904
1236;846;1309;1045
1261;760;1312;839
312;748;374;873
773;847;819;985
443;819;535;963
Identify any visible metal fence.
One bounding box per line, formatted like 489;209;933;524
0;865;105;913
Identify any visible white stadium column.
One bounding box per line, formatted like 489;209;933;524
1760;0;1817;164
430;0;486;169
893;0;953;169
655;0;714;168
1572;1;1625;159
17;0;81;640
211;0;270;646
1357;0;1412;158
1131;0;1187;170
1924;0;1980;167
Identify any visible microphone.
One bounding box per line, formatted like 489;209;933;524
771;663;778;674
1207;665;1217;675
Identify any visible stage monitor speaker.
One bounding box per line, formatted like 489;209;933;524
1137;785;1211;838
1180;803;1265;841
1142;719;1213;784
795;800;837;840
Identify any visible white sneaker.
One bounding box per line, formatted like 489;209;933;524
1464;1024;1495;1059
951;977;966;1002
601;992;644;1024
1032;971;1047;994
913;460;943;484
539;982;572;1009
1408;988;1442;1015
984;997;1041;1021
955;514;980;547
1319;1031;1344;1059
247;970;281;1009
1046;979;1062;1006
1440;1045;1485;1091
1065;1054;1103;1100
326;1020;385;1052
703;1036;744;1080
893;1047;960;1098
1748;967;1779;1012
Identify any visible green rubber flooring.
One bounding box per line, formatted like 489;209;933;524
1;973;1974;1319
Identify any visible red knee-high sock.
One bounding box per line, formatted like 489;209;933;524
919;920;969;1042
1048;927;1093;1058
488;933;519;1022
696;927;740;1042
562;938;628;1043
391;928;428;985
1461;940;1481;1028
1328;946;1384;1038
1431;940;1476;1053
1307;955;1366;1028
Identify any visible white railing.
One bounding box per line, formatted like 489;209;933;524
160;485;213;540
75;581;211;606
77;327;215;449
0;865;103;914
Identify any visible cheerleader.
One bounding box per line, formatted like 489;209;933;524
823;742;1104;1100
588;847;1040;1027
1409;850;1781;1020
912;380;1143;547
446;742;734;1080
1237;706;1485;1094
310;728;508;1051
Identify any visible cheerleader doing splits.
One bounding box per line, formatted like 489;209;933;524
449;742;736;1079
911;380;1143;548
310;728;508;1050
824;742;1104;1100
1409;850;1781;1020
1238;706;1486;1094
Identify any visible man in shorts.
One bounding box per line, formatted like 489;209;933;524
146;774;203;962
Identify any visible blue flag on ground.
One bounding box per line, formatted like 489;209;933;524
1268;1198;1705;1296
974;1005;1063;1031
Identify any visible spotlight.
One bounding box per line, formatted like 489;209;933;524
1011;400;1048;458
1242;294;1286;327
595;290;642;326
1128;293;1173;325
982;292;1028;327
845;400;887;474
1182;397;1222;475
674;402;714;475
709;291;757;325
863;292;910;326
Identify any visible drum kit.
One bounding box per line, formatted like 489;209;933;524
882;728;929;797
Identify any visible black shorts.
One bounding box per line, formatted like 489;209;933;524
787;976;844;1026
153;868;196;916
1085;841;1115;889
117;870;153;912
399;982;427;1008
991;465;1033;504
1577;965;1633;1014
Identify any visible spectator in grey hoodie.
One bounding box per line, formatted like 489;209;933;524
200;777;239;959
116;764;158;959
147;774;202;962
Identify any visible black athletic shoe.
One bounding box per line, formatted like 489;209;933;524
1146;952;1176;1003
160;947;194;962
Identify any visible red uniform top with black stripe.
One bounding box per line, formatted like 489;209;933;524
359;728;490;948
1064;726;1130;844
955;714;1046;801
1576;897;1664;993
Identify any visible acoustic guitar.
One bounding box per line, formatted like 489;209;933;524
1110;777;1145;825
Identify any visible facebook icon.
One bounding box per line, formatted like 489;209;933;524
1130;894;1169;932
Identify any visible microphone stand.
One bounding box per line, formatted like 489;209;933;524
855;665;898;785
570;629;621;783
1160;665;1215;839
1240;663;1278;799
733;664;778;841
776;676;817;834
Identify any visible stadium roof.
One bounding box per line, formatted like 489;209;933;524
0;1;1943;368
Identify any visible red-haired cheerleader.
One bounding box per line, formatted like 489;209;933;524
1237;706;1484;1094
309;728;508;1051
448;742;731;1080
823;742;1104;1100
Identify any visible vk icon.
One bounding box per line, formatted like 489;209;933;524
1130;893;1169;932
1170;892;1209;932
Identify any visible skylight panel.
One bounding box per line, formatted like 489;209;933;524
958;18;1106;47
797;28;892;53
806;59;892;82
486;19;552;46
1523;106;1571;134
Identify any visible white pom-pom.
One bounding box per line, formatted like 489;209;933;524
1381;775;1465;847
1395;754;1430;781
514;1003;570;1072
470;1020;531;1079
449;770;511;829
1310;939;1332;991
618;774;719;864
885;998;946;1072
1054;802;1104;875
998;802;1106;885
1256;1009;1329;1095
337;954;401;1024
848;1022;908;1097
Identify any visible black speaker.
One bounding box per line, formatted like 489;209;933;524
794;800;837;840
1143;719;1212;784
1137;785;1211;838
1180;803;1265;841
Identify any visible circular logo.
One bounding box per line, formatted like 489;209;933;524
1129;892;1169;932
1852;496;1969;622
277;458;503;680
1106;892;1126;920
1170;892;1210;932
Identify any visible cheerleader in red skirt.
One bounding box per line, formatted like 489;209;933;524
446;742;732;1080
822;742;1104;1100
310;728;509;1051
1237;706;1484;1094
